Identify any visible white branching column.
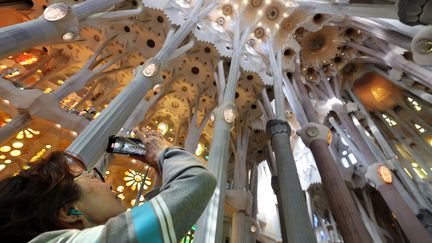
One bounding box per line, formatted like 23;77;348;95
227;120;251;243
66;1;216;167
194;18;250;243
264;42;316;242
0;0;124;59
184;88;214;153
53;35;127;100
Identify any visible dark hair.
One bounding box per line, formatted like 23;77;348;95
0;151;85;242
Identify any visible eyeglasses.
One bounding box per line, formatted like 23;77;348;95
74;168;105;183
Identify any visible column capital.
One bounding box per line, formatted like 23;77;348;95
266;119;291;139
298;122;330;148
211;102;238;127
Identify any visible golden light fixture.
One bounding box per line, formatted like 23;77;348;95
0;164;5;171
4;159;11;164
0;146;11;152
116;186;124;193
10;150;21;157
0;155;5;159
378;165;393;184
12;142;23;149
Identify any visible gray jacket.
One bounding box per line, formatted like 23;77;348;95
30;148;216;243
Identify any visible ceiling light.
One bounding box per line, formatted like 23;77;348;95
43;3;69;22
0;164;5;171
4;159;11;164
0;146;11;152
62;32;76;41
12;142;23;148
0;155;5;159
157;122;168;135
10;150;21;157
152;83;162;92
45;144;52;149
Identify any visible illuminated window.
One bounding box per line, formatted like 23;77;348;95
348;153;358;164
414;124;426;134
404;168;413;179
407;97;422;111
195;143;205;156
370;87;387;102
123;169;152;191
381;113;397;126
341;158;349;168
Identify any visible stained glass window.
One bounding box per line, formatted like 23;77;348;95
407;97;422;111
180;225;195;243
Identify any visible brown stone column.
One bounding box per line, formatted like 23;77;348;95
366;163;432;243
299;123;373;243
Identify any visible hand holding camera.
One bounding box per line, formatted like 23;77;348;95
131;128;169;169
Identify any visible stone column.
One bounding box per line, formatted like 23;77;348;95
270;175;288;243
366;163;432;243
195;103;234;243
266;120;316;243
232;212;248;243
194;18;250;243
298;122;373;243
0;0;123;59
289;57;372;242
265;39;316;242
